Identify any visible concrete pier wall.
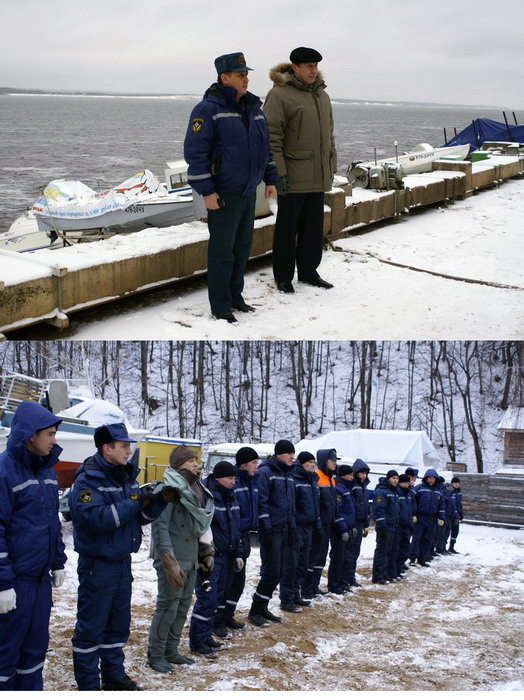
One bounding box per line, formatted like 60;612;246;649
1;154;522;337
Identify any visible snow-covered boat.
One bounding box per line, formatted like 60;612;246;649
0;373;147;489
347;143;470;189
0;211;63;253
31;163;194;234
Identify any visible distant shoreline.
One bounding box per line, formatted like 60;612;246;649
0;87;501;111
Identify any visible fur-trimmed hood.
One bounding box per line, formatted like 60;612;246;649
268;62;325;88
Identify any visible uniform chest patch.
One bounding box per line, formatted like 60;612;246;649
376;496;383;503
130;492;138;500
80;489;92;504
192;118;204;133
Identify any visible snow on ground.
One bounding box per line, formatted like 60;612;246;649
42;176;523;341
43;522;524;696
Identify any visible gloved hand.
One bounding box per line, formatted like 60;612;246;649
362;528;369;538
437;519;444;527
341;531;349;542
258;529;273;549
198;543;215;575
160;551;186;589
454;519;459;526
351;528;358;538
140;481;181;504
413;516;418;524
51;569;65;588
233;557;244;572
0;588;16;614
276;175;288;196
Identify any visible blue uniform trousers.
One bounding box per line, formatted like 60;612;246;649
410;514;437;563
346;525;364;584
189;553;234;649
0;577;52;690
303;523;333;596
396;524;413;573
327;532;349;592
388;525;402;579
252;526;288;612
436;518;452;553
206;192;257;315
279;524;312;603
221;532;251;624
372;527;395;581
72;555;132;690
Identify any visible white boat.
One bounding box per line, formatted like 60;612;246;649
0;211;63;253
0;372;147;489
31;164;194;234
347;143;470;189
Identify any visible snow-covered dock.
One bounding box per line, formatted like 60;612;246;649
0;154;522;338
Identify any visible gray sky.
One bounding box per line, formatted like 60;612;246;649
1;0;523;108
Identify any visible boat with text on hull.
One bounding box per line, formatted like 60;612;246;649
347;142;470;189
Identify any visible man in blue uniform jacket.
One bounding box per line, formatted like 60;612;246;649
0;401;66;691
69;423;177;691
184;51;278;323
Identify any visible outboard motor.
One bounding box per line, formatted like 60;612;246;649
369;163;405;190
346;161;370;188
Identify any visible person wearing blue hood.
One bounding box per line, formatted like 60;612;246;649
409;468;445;567
69;423;178;691
329;464;356;594
348;459;371;587
302;448;338;598
0;400;66;691
184;52;278;323
248;440;296;627
371;470;400;584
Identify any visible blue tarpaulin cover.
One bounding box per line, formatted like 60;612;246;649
442;118;524;151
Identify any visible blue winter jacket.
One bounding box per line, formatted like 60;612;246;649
333;477;356;533
451;486;463;519
292;463;321;531
315;449;338;526
350;461;371;527
372;477;400;531
232;468;259;532
204;476;242;557
397;484;415;526
256;456;295;533
184;83;278;197
69;453;166;560
414;469;445;519
0;401;66;591
441;483;458;520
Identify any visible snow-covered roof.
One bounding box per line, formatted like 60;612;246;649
295;429;441;467
497;406;524;432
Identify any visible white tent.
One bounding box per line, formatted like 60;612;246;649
295;429;442;468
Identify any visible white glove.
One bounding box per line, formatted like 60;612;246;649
51;570;65;588
0;588;16;614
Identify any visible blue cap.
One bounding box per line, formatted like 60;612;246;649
94;422;136;447
214;52;253;74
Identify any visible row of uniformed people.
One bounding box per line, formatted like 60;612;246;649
371;468;464;584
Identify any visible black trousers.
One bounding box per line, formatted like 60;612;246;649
272;192;324;283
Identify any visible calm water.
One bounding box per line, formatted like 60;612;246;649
0;94;509;231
